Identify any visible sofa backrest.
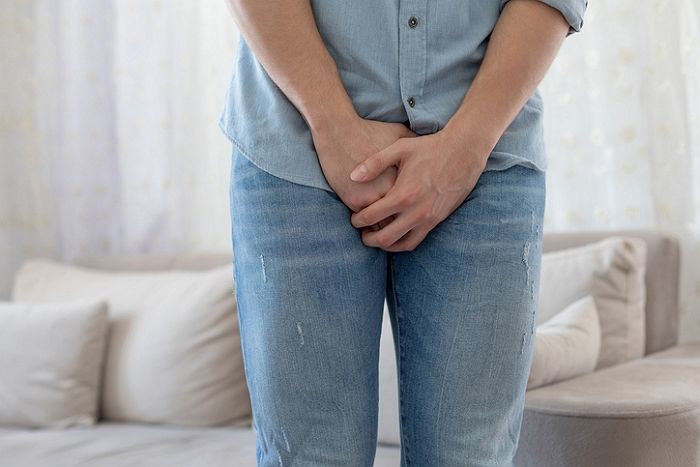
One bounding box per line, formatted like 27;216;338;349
75;229;681;357
75;251;233;272
542;229;681;355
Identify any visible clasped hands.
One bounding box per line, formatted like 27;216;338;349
312;114;489;252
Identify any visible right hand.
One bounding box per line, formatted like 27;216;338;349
311;114;417;225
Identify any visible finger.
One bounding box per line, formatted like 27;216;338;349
350;141;406;182
382;224;431;252
365;214;396;232
351;193;402;228
378;215;396;229
361;211;419;250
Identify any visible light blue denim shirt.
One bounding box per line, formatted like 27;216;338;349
219;0;587;192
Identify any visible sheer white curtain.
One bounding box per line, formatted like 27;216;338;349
1;1;698;341
0;0;239;296
539;0;700;342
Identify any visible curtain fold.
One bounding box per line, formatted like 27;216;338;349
0;0;238;298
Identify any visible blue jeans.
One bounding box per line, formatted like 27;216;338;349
229;146;546;467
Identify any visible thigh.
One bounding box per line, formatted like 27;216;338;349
229;147;387;467
386;164;546;467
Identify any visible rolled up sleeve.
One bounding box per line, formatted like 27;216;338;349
500;0;588;36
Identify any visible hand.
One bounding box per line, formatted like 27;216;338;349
348;128;491;252
311;114;417;226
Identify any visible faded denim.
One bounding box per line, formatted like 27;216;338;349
229;145;547;467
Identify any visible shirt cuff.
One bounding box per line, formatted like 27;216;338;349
499;0;588;37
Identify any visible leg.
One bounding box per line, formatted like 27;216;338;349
386;164;546;466
229;146;387;466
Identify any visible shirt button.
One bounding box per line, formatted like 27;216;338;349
407;96;416;107
408;16;418;28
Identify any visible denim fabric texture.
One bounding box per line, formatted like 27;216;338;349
218;0;587;193
229;145;547;466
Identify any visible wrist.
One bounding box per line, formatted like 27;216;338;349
301;80;360;138
441;108;500;165
307;105;363;161
307;104;361;141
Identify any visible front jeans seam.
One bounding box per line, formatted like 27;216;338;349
389;255;410;466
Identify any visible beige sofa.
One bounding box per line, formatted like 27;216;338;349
516;229;700;467
1;229;698;466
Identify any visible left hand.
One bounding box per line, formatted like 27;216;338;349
348;129;490;252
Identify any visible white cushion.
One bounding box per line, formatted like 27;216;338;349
527;295;601;390
0;298;109;428
538;236;647;370
12;259;250;427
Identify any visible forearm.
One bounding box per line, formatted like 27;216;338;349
441;0;571;161
224;0;358;134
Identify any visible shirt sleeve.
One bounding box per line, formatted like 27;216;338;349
499;0;588;37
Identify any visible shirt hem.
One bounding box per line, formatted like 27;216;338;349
219;119;335;194
485;151;548;173
219;116;546;192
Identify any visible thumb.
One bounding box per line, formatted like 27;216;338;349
350;143;404;182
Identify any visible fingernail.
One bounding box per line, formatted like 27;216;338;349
350;165;367;181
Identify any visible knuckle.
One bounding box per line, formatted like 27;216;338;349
426;211;440;225
406;236;421;250
415;206;432;222
359;194;375;207
356;211;373;226
398;189;419;207
393;240;411;252
375;234;393;249
346;195;366;212
348;200;362;213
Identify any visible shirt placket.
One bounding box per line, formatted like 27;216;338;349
398;0;430;133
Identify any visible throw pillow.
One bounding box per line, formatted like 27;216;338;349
0;298;109;428
12;259;250;427
538;236;647;370
527;295;601;390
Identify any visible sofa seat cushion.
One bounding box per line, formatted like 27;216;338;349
0;422;257;466
515;343;700;467
0;422;403;466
